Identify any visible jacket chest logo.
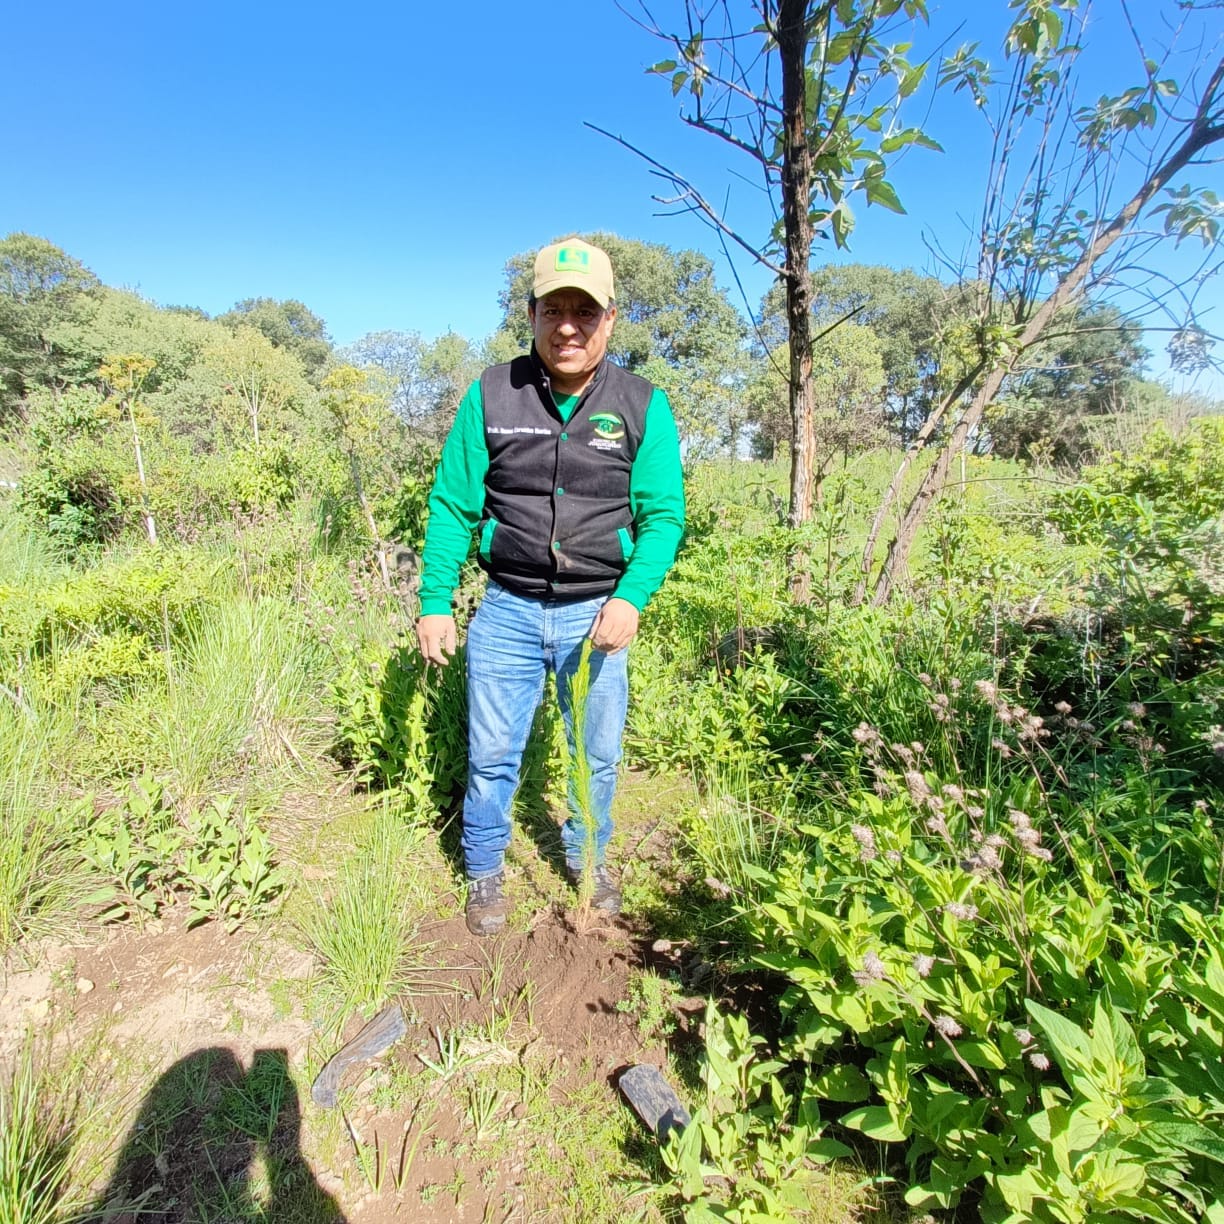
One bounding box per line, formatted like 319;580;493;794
588;412;625;450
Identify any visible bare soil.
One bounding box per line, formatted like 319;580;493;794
2;774;705;1223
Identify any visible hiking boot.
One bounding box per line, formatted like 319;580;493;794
567;863;622;915
465;872;507;937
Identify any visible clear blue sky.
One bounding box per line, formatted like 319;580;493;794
3;0;1220;394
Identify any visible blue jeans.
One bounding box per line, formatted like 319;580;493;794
462;582;628;880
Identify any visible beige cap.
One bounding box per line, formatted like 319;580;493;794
532;238;615;309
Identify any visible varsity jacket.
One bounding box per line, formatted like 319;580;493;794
419;351;684;614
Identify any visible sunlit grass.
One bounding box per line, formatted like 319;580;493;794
300;798;432;1023
0;697;84;952
0;1034;114;1224
140;596;328;800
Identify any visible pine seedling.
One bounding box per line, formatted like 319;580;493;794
563;639;599;925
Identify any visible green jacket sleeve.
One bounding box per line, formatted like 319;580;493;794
418;381;488;616
614;388;685;611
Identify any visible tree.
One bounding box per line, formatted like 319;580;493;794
196;327;311;450
615;0;937;586
493;232;747;455
858;0;1224;603
217;297;332;379
320;364;403;586
745;320;886;476
340;328;481;440
0;233;100;408
98;353;158;545
987;303;1148;465
761;267;975;444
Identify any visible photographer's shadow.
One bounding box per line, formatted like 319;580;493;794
91;1046;345;1222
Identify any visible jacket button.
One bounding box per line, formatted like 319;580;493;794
560;432;568;441
552;541;560;550
556;487;564;496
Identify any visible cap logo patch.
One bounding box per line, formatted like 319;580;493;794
590;412;625;440
555;247;590;274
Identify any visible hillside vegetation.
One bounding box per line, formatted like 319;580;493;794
1;234;1223;1222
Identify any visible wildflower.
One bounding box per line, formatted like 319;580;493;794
967;805;985;820
850;824;877;862
1008;809;1032;831
1054;700;1072;715
913;954;935;978
1029;1051;1050;1071
944;902;978;921
975;679;997;701
885;849;902;863
996;705;1014;724
925;814;949;836
967;844;1001;872
905;770;931;802
918;672;933;687
1014;826;1041;849
910;742;925;756
985;833;1007;849
1014;1028;1034;1047
893;743;915;766
942;784;964;804
852;952;887;988
949;678;962;693
1029;846;1054;862
1128;702;1146;719
704;877;732;899
933;1014;963;1038
852;722;880;746
991;739;1013;758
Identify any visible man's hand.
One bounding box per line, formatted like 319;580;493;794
589;597;640;654
417;614;457;666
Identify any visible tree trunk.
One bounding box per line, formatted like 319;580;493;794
126;398;158;546
778;0;817;600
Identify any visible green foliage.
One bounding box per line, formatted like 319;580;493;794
81;774;286;932
662;1004;852;1222
216;296;332;380
300;799;429;1020
0;1040;87;1224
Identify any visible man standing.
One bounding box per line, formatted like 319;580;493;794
416;237;685;936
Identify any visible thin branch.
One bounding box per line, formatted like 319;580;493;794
585;122;788;275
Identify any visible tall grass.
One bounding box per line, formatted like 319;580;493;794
301;799;430;1022
0;1034;114;1224
136;597;327;800
0;700;83;953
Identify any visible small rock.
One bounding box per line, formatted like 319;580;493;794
154;1153;169;1177
76;978;95;994
512;1103;527;1121
651;939;672;953
27;999;50;1021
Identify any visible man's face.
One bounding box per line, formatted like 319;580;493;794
529;289;617;395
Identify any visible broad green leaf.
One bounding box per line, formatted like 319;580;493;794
864;177;906;213
808;1064;870;1102
841;1104;908;1142
1028;999;1091;1073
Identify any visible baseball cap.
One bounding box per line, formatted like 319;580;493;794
532;239;615;309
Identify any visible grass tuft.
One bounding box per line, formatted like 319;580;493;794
301;798;430;1022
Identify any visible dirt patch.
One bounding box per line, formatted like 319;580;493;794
10;888;690;1222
